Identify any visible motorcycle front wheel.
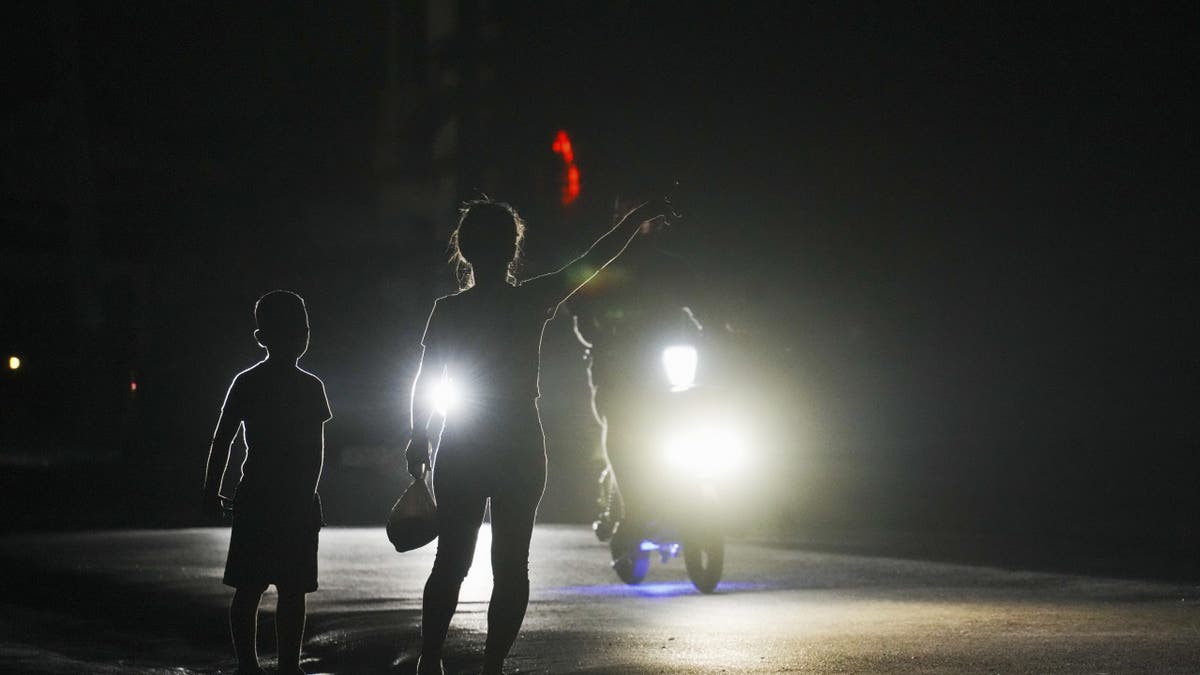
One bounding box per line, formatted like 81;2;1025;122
610;538;650;585
683;533;724;593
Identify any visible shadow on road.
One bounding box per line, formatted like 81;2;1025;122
0;556;230;671
0;551;460;673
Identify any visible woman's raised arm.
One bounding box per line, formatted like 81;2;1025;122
523;200;668;310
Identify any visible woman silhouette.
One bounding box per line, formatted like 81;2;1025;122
406;198;666;674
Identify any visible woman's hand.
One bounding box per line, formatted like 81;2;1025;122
200;490;231;524
630;188;683;236
406;436;431;480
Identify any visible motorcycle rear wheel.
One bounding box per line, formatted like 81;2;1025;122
683;534;724;593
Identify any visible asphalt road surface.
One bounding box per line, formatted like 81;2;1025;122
1;525;1199;674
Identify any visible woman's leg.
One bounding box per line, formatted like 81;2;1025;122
275;586;307;673
422;454;487;662
482;449;546;672
230;583;267;673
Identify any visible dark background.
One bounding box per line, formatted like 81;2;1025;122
3;2;1197;572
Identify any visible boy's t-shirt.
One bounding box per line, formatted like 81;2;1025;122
220;360;331;519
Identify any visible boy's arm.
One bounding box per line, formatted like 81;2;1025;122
306;378;332;493
202;383;243;518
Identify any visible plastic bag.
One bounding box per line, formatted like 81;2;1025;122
387;477;438;552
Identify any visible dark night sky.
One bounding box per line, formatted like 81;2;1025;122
4;2;1198;534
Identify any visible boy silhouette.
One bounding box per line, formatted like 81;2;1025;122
203;290;332;675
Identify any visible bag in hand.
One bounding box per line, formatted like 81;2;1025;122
387;477;438;552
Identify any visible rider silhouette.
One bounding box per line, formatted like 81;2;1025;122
567;230;703;560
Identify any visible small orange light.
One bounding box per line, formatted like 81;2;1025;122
7;356;19;370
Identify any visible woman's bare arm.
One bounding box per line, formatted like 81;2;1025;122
406;301;444;478
523;201;666;310
409;348;440;440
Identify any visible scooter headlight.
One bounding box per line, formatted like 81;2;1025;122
662;423;747;477
661;345;698;391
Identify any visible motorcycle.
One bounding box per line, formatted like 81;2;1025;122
592;344;749;593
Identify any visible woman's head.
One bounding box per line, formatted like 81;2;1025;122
449;199;526;288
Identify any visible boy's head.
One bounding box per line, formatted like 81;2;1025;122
253;290;309;360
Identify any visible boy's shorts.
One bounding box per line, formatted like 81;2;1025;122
223;493;323;593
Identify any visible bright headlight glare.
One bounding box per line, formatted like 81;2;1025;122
663;437;690;467
661;345;698;390
430;377;462;416
661;424;747;474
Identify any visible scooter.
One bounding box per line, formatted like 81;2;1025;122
593;344;748;593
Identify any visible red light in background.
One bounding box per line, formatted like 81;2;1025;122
552;130;574;164
552;129;580;206
566;164;580;202
130;380;137;393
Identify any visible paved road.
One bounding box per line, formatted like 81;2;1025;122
1;526;1199;673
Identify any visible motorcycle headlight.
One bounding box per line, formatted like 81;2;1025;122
662;423;747;476
661;345;698;391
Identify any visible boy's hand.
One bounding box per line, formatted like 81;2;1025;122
406;437;430;480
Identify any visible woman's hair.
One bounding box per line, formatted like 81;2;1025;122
448;199;526;289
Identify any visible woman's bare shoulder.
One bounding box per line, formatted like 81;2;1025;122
516;274;568;311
